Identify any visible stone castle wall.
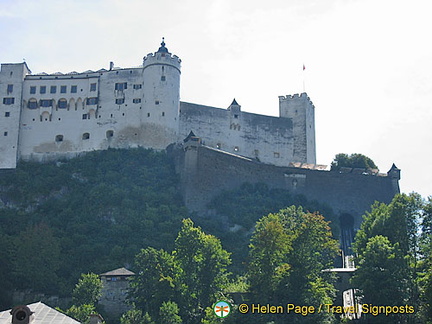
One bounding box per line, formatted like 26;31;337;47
173;141;399;231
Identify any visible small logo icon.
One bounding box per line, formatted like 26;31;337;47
213;300;231;318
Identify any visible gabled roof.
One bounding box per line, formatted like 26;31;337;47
100;267;135;277
0;302;80;324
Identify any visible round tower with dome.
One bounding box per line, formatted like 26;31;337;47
141;38;182;149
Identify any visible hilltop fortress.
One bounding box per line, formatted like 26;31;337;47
0;39;399;250
0;39;315;169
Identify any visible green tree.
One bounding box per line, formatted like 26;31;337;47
159;301;182;324
419;197;432;321
72;273;103;306
129;247;177;317
120;307;152;324
174;218;231;322
248;206;339;323
64;304;96;323
351;236;406;323
330;153;378;171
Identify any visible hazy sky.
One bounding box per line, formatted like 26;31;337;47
1;0;431;198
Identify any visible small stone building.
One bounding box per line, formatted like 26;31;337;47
99;267;135;319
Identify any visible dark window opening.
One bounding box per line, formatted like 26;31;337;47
40;99;53;107
5;112;10;117
106;130;114;138
82;114;88;120
28;100;38;109
115;98;125;105
82;132;90;140
115;82;127;91
90;83;97;91
30;86;36;94
58;99;67;109
40;86;46;94
60;85;67;93
161;76;166;81
50;86;57;94
86;97;98;105
7;84;13;94
155;100;160;105
3;97;15;105
71;85;77;93
3;132;8;136
55;135;63;142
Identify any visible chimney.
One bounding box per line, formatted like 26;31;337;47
109;61;114;71
10;305;34;324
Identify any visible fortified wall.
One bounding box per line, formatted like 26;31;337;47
172;135;400;235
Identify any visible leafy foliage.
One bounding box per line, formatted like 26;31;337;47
129;218;231;323
352;193;428;323
72;273;103;306
205;182;337;273
330;153;378;171
248;206;339;323
0;148;187;305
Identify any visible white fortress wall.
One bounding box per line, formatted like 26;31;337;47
179;101;294;167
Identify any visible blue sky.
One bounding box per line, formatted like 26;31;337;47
1;0;431;198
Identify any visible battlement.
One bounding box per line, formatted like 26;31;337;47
278;92;315;108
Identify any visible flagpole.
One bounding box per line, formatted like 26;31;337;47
302;63;306;93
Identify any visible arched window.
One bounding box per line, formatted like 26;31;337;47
82;133;90;140
58;99;67;109
28;98;38;109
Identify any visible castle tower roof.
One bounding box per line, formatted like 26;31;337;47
230;98;239;106
157;37;169;53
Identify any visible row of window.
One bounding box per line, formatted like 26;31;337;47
55;130;114;142
29;84;96;95
27;98;99;109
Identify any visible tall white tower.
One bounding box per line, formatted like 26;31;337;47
142;38;181;149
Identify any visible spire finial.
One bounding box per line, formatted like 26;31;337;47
157;37;169;53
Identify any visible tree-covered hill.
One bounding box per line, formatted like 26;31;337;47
0;148;188;305
0;148;338;310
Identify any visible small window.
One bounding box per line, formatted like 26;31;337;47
7;84;13;94
106;130;114;138
161;76;166;81
162;112;165;116
40;99;53;107
3;132;8;136
82;132;90;140
234;114;238;118
90;83;97;91
3;98;15;105
58;99;67;109
133;84;142;89
30;86;36;94
28;99;38;109
274;152;280;158
115;98;125;105
5;112;10;117
60;85;67;93
40;86;46;94
155;100;160;105
71;85;77;93
234;146;239;152
147;113;150;117
133;98;141;103
50;86;57;94
55;135;63;142
115;82;127;91
216;143;221;149
86;97;98;105
82;114;88;120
